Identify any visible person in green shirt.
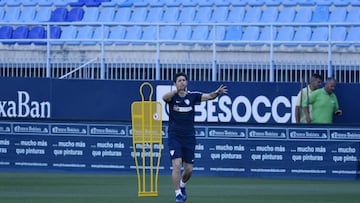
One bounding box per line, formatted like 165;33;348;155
295;73;323;123
303;77;342;124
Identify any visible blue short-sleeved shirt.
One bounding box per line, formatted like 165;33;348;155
166;91;202;137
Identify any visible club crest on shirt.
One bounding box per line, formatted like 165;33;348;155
184;99;190;105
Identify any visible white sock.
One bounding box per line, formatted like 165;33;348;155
180;180;186;188
175;189;182;196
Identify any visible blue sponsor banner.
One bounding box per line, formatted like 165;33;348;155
13;123;49;134
207;127;246;139
0;77;359;124
89;125;127;137
248;127;286;139
51;124;87;135
0;120;359;180
330;129;360;140
289;128;328;139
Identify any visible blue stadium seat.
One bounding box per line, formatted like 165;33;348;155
0;26;13;44
3;7;21;22
332;0;349;6
260;7;278;22
190;26;209;45
344;27;360;47
227;6;245;22
34;7;52;22
141;26;157;45
243;7;262;23
124;26;143;45
47;26;62;40
311;6;329;22
66;7;84;22
102;0;126;7
173;0;196;6
257;26;276;46
130;7;148;22
88;26;110;45
247;0;265;6
29;26;46;45
12;25;30;45
113;7;132;22
37;0;54;6
288;26;312;46
331;26;347;46
316;0;333;6
70;26;94;45
108;25;126;45
300;0;316;5
172;26;192;44
293;7;312;22
277;7;295;22
18;7;36;22
117;0;137;7
345;7;360;22
331;26;346;41
133;0;162;6
209;6;228;23
146;7;163;22
177;7;196;22
53;0;74;7
50;7;68;22
0;8;4;21
159;26;176;42
70;0;105;7
265;0;282;6
53;26;77;45
328;7;347;22
44;25;62;39
225;25;242;40
241;26;260;46
193;6;212;23
82;7;99;22
281;0;298;6
21;0;38;6
229;0;247;6
98;7;115;22
276;26;294;46
3;0;22;6
208;26;226;41
307;26;328;47
210;0;231;6
162;6;179;22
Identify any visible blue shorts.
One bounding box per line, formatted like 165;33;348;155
168;135;196;164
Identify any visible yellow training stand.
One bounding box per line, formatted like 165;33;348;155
131;82;162;197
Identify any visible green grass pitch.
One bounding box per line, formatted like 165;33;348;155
0;172;360;203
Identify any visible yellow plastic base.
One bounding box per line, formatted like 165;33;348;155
138;191;158;197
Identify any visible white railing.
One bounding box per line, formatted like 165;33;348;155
1;22;360;83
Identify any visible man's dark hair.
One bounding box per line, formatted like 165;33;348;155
312;73;322;80
173;72;188;82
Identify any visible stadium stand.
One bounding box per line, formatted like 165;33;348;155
0;0;360;82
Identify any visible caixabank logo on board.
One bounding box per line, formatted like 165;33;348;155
0;91;51;118
156;85;297;123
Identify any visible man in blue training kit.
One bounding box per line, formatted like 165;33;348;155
163;72;228;203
